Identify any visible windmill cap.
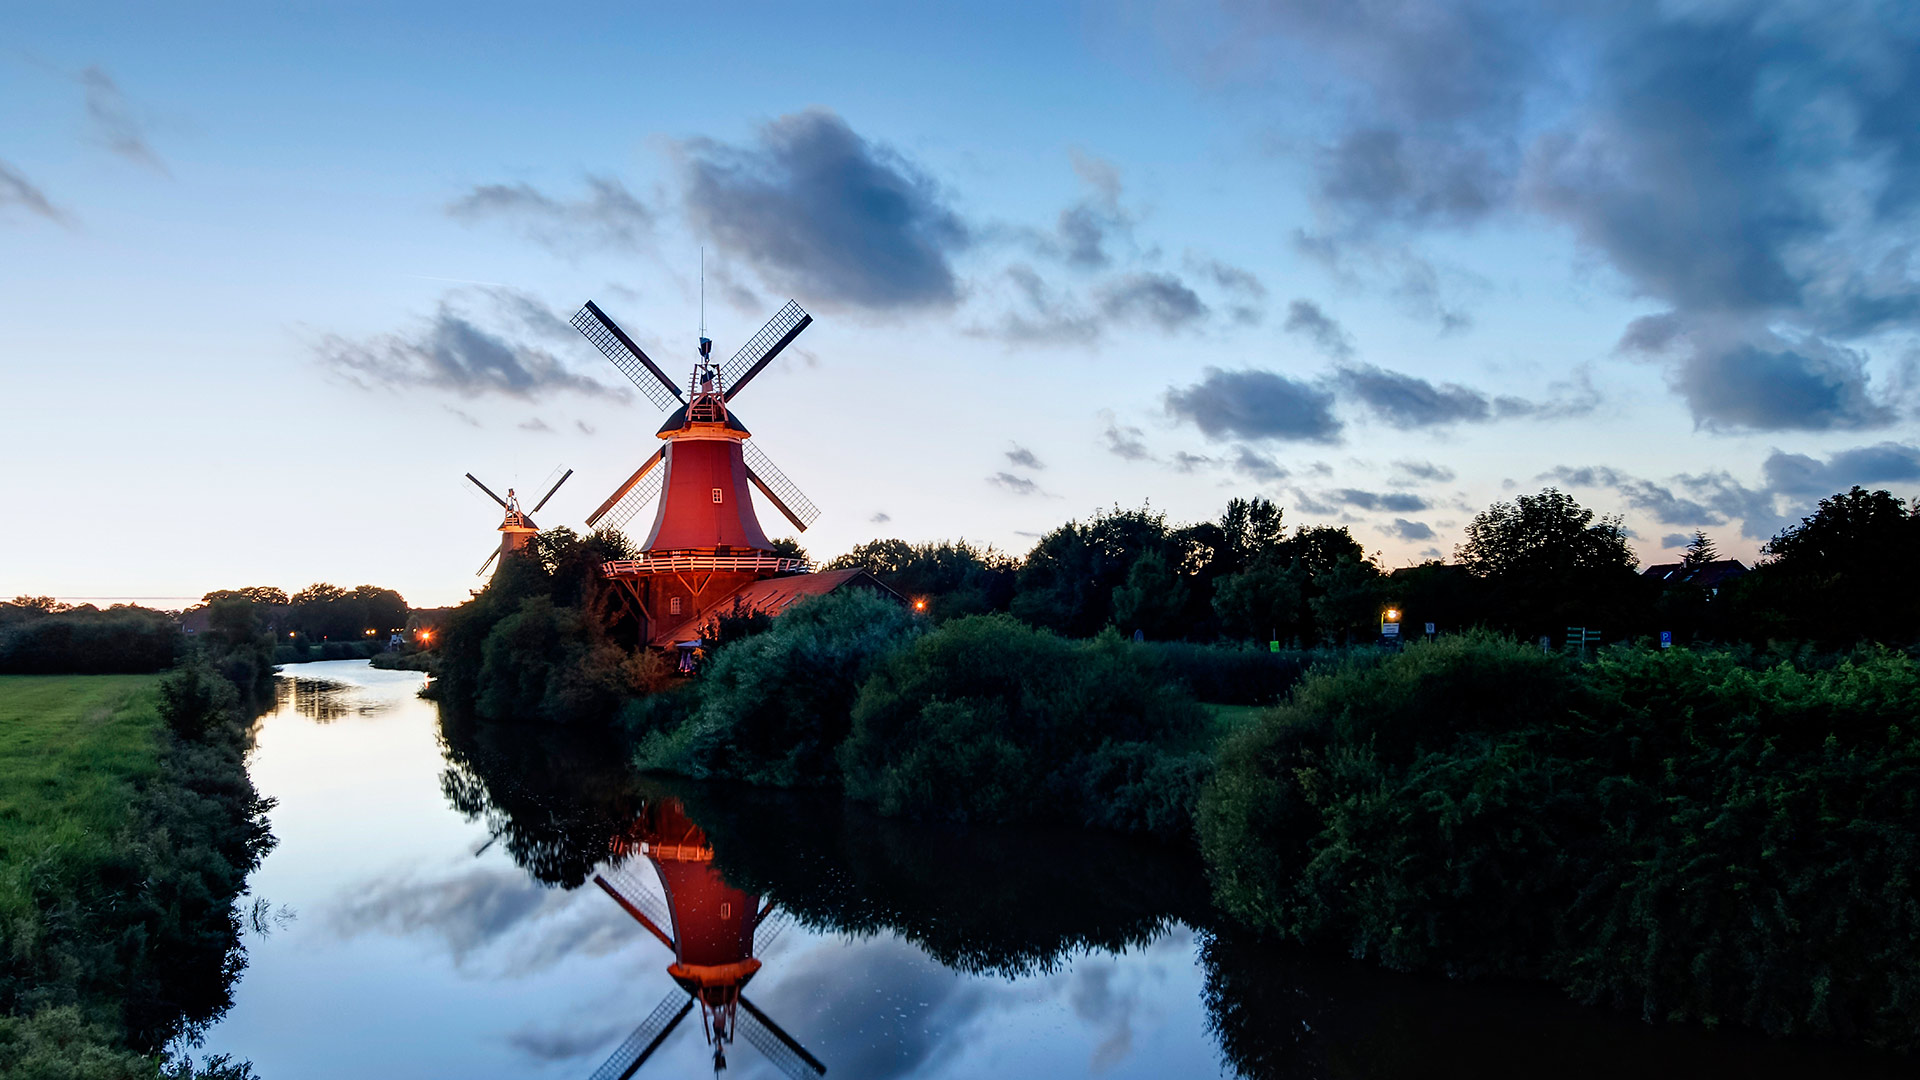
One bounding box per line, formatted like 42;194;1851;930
657;402;751;437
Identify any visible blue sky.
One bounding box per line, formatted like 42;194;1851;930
4;2;1918;606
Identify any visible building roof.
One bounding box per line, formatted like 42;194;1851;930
1640;558;1750;589
645;568;904;647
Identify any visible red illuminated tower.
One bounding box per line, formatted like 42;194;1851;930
570;300;826;653
591;800;825;1078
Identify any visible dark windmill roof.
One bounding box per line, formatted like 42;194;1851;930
1640;558;1750;589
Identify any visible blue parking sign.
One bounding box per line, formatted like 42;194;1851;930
1660;630;1672;649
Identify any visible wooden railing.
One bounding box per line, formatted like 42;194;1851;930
601;553;810;576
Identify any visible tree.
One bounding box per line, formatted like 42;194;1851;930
1012;506;1170;636
1733;487;1920;646
827;538;1017;621
1213;560;1308;643
1111;550;1191;640
1455;488;1648;638
1309;556;1387;644
1680;530;1718;572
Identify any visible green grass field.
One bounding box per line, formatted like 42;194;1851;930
0;675;162;936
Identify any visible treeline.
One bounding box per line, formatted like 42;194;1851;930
830;484;1919;649
200;583;409;644
0;599;182;674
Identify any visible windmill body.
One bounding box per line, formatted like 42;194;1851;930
571;299;857;655
466;470;570;578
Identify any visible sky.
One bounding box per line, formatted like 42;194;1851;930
3;1;1918;607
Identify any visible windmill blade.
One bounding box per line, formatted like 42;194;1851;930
738;994;826;1079
531;468;574;514
587;993;693;1080
721;300;812;401
743;442;820;532
573;301;686;411
586;450;666;531
466;473;509;509
593;872;675;950
754;903;795;953
476;548;499;577
597;861;675;945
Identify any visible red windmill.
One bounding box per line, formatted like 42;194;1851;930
571;299;823;653
466;468;572;577
590;800;825;1079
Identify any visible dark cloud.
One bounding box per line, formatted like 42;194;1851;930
1231;445;1289;483
991;264;1099;344
870;511;892;524
80;66;165;174
1201;4;1920;431
1283;299;1354;359
1381;517;1436;541
1187;255;1268;324
1099;415;1151;461
508;1018;632;1063
1334;363;1595;427
319;290;622;401
1661;532;1691;549
327;868;637;974
1097;272;1208;330
1391;459;1456;484
1165;368;1342;443
988;472;1039;495
1170;450;1215;472
0;161;67;223
1541;464;1786;540
1761;442;1920;497
1669;333;1893;432
518;418;553;433
1333;488;1428;513
1006;444;1046;470
680;108;969;310
448;176;653;254
1050;151;1134;270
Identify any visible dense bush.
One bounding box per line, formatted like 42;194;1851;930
0;606;182;674
1133;641;1324;704
840;616;1209;832
475;596;649;724
1199;634;1920;1049
634;590;920;784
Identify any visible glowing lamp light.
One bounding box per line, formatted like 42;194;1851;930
913;599;928;612
1384;608;1401;622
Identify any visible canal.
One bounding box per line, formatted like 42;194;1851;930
194;661;1906;1078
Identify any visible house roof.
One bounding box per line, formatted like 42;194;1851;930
1640;558;1750;588
645;568;903;647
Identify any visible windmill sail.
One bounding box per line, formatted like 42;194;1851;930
743;442;820;531
531;468;574;513
587;993;693;1080
573;302;686;411
721;300;812;401
597;862;674;940
476;548;499;577
586;457;666;533
738;995;827;1079
466;473;510;509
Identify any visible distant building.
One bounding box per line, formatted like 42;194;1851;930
1640;559;1750;595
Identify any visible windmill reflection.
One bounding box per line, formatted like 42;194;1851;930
589;799;824;1079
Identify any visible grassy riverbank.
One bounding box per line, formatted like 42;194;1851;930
0;674;268;1077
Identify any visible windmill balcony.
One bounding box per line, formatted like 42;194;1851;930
601;553;810;577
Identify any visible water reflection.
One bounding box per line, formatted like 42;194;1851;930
274;676;392;723
590;801;824;1078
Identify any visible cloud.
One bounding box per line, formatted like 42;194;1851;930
1193;4;1920;430
1391;459;1456;484
319;290;623;401
680;108;969;310
1050;150;1135;270
1381;517;1436;541
1097;272;1208;330
1165;368;1342;443
987;472;1039;495
518;418;553;432
1170;450;1214;472
1332;488;1428;512
448;176;653;254
1334;363;1595;427
0;161;67;224
1231;445;1289;483
1283;299;1354;359
870;511;892;523
1099;414;1151;461
80;66;165;174
1006;444;1046;470
508;1018;634;1063
444;406;481;427
1661;532;1691;549
1187;254;1268;323
1761;442;1920;497
575;419;595;435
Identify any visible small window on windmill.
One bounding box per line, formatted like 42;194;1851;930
720;901;732;919
670;597;682;615
712;488;723;503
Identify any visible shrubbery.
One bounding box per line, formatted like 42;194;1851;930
635;590;920;785
1199;633;1920;1050
0;605;182;674
841;615;1209;832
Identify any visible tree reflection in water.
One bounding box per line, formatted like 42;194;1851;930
435;710;1910;1079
